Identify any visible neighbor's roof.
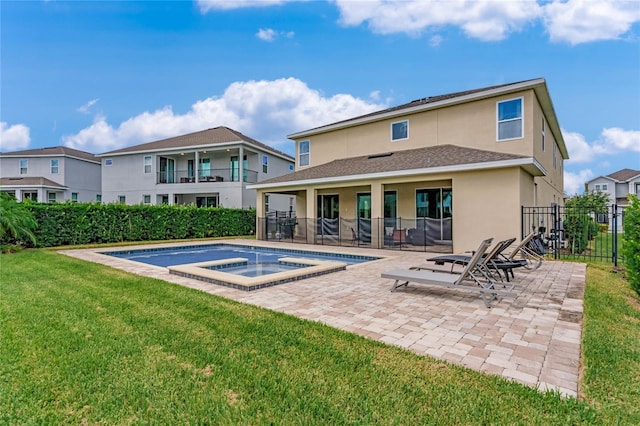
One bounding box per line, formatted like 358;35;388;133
0;176;67;188
99;126;294;161
0;146;98;163
249;144;545;189
287;78;568;160
607;168;640;182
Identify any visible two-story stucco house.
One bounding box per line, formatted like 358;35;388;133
98;126;295;210
0;146;101;202
586;168;640;228
250;78;567;253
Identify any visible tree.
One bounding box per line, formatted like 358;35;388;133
563;191;610;254
623;194;640;295
0;192;37;248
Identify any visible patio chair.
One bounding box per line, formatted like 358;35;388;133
505;232;543;270
381;238;515;307
426;237;526;282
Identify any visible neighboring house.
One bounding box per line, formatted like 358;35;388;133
0;146;101;202
586;168;640;227
250;78;568;253
98;126;295;210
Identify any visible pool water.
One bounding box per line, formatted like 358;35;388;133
106;244;379;268
204;261;306;277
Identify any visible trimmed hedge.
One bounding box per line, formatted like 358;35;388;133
23;203;255;247
623;195;640;295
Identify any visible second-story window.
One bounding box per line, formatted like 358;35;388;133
497;98;523;141
262;155;268;173
299;140;310;167
51;159;59;174
19;159;28;174
391;120;408;141
144;155;152;174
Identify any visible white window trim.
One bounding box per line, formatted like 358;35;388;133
602;184;608;191
390;119;409;142
105;159;113;166
51;159;59;174
262;155;268;174
299;140;310;167
143;194;151;205
496;97;524;141
143;155;152;174
19;159;28;175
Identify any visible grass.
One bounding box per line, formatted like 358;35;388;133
581;262;640;423
1;251;637;424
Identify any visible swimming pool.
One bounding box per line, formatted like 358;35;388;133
103;244;382;291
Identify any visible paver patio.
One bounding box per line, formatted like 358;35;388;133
61;239;585;397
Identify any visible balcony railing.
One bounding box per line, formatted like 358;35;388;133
157;169;258;184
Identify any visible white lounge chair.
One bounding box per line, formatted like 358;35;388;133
381;238;516;308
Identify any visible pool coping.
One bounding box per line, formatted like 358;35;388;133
167;256;347;291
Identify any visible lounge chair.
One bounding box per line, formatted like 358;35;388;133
381;238;516;308
426;238;526;282
505;232;543;270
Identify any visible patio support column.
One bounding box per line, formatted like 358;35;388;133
370;181;383;248
239;146;244;183
306;188;315;244
256;189;265;240
195;151;200;182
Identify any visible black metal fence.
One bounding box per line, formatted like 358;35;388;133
258;213;453;253
521;204;624;265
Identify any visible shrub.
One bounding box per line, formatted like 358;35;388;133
623;194;640;295
0;192;37;248
24;202;255;248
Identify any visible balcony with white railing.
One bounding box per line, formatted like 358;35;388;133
156;168;258;184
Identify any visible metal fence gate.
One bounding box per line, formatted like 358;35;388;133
521;204;624;265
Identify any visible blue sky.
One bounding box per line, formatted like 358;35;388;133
1;0;639;194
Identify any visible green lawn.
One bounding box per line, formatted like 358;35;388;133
1;250;637;424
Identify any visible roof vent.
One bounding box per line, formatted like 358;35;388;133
367;152;393;159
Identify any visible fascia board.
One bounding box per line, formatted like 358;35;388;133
248;158;545;190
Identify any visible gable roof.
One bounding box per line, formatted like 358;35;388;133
249;144;545;189
0;146;99;163
288;78;568;160
99;126;294;161
587;168;640;184
0;176;67;189
607;168;640;182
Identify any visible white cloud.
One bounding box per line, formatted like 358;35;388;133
599;127;640;152
429;34;444;47
333;0;542;41
77;98;100;114
543;0;640;45
197;0;293;12
256;28;277;42
564;168;594;195
62;78;385;154
203;0;639;45
0;122;30;151
563;127;640;164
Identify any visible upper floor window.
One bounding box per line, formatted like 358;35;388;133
262;155;268;173
595;184;608;191
299;140;310;167
541;116;546;151
105;159;113;166
143;155;152;174
391;120;409;141
289;164;294;172
19;159;28;174
497;98;523;140
51;159;59;174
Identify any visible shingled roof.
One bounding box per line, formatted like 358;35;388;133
253;144;539;188
100;126;293;160
607;168;640;182
0;146;98;163
0;176;67;188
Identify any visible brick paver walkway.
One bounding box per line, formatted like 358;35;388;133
61;239;585;397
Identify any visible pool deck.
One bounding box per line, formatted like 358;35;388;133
60;239;585;398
